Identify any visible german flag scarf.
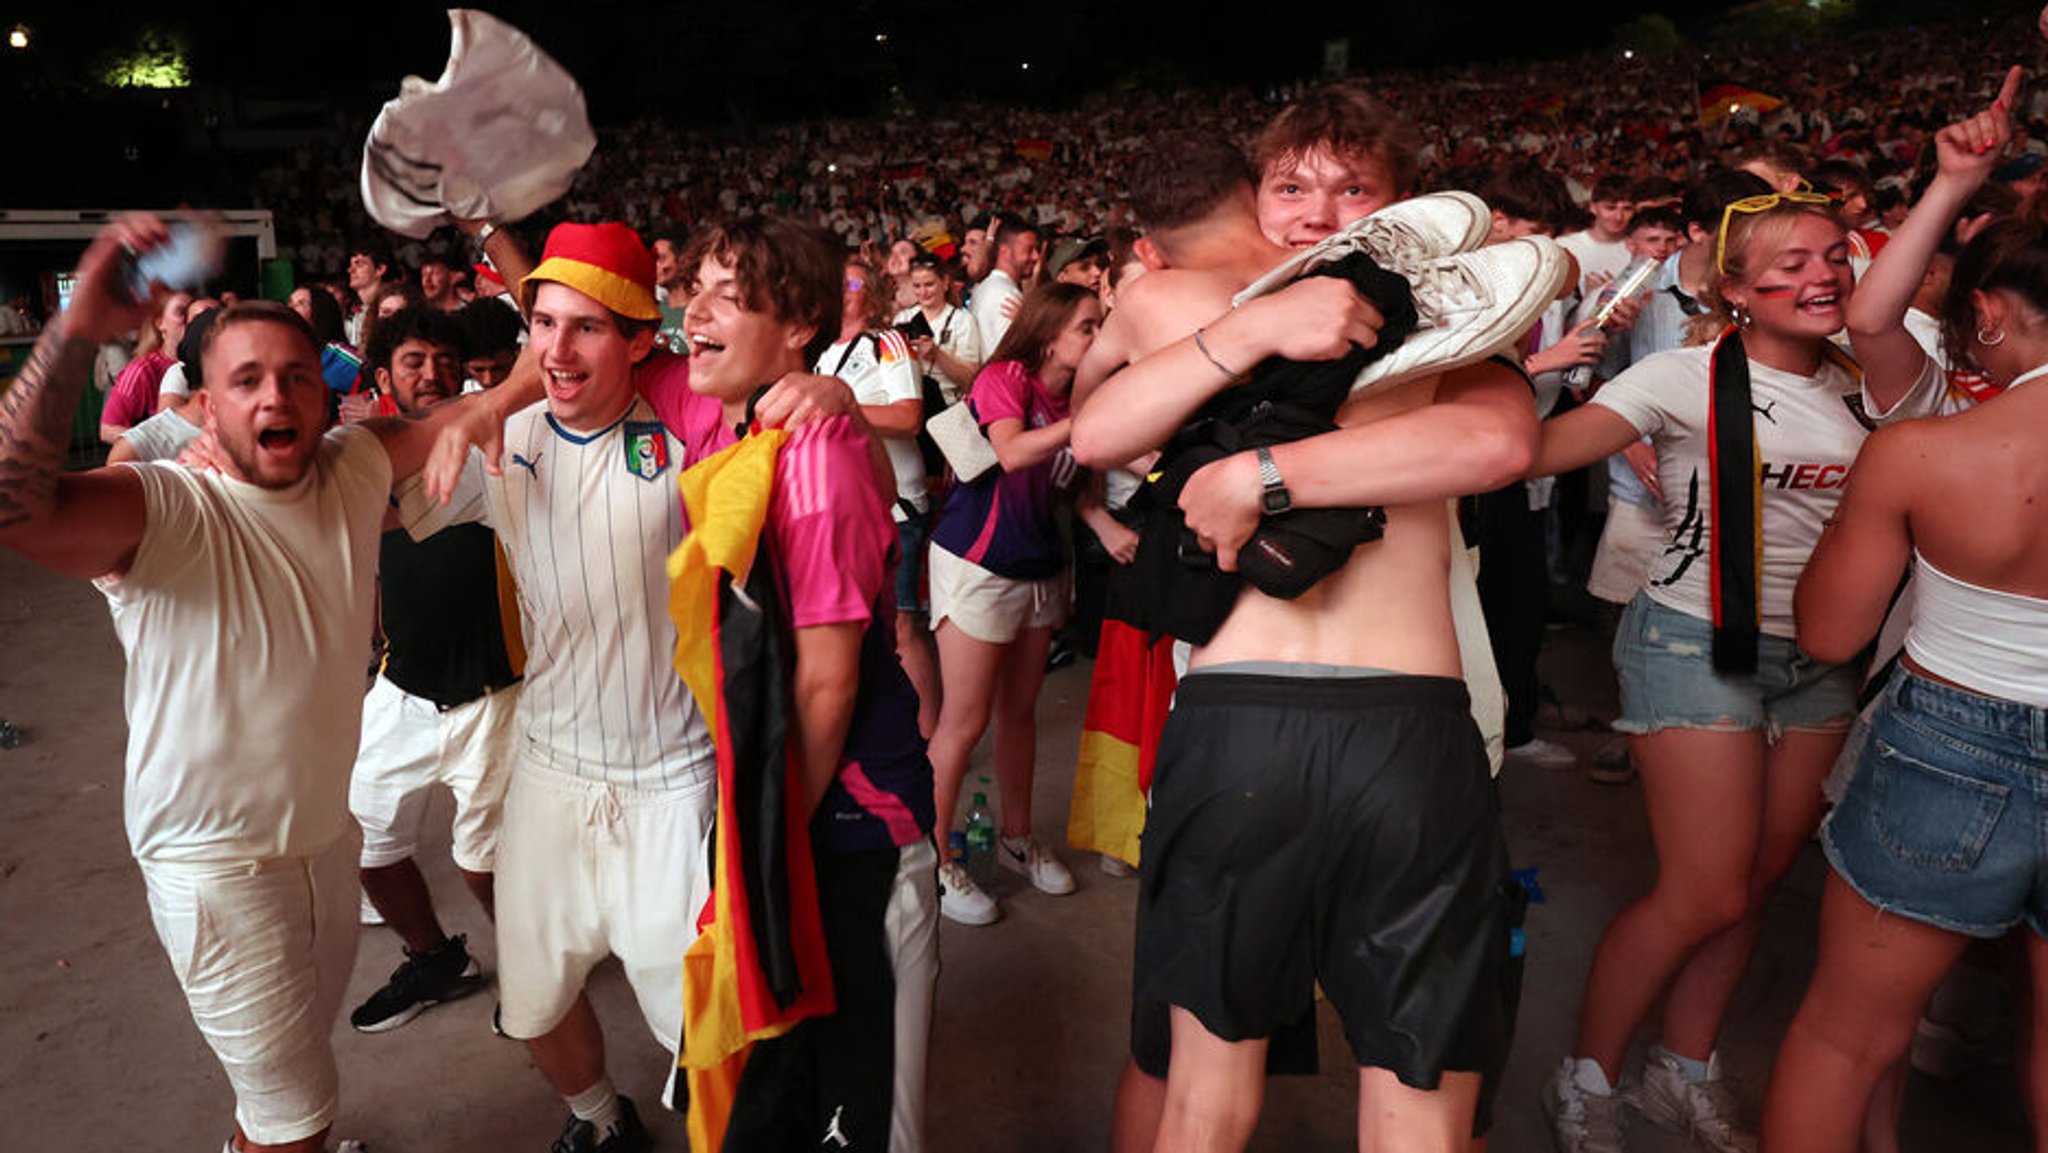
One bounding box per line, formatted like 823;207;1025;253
1706;327;1860;673
667;425;835;1150
1064;619;1178;869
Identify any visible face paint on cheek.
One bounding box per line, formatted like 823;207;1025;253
1750;283;1796;297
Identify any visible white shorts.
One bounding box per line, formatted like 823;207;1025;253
927;545;1070;644
350;675;519;872
494;756;715;1050
138;833;361;1146
883;838;940;1153
1587;496;1665;606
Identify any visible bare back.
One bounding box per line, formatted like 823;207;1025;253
1901;386;2048;597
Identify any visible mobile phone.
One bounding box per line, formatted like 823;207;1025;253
124;219;223;302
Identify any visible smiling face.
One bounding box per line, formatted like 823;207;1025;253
909;265;947;311
683;253;812;412
1257;145;1399;248
1725;211;1855;343
528;281;651;431
196;318;329;489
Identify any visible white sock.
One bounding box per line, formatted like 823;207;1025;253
1653;1044;1713;1083
566;1077;624;1138
1569;1056;1615;1096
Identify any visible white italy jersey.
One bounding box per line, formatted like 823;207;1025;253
403;398;713;792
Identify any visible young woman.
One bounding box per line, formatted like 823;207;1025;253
98;290;191;443
1527;192;1944;1153
925;282;1102;925
1763;70;2048;1153
819;258;942;737
894;254;984;408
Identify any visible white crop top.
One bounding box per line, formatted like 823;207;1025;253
1905;554;2048;708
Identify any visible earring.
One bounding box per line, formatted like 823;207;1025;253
1977;324;2007;347
1730;302;1753;330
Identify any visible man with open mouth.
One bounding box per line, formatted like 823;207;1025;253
0;214;521;1153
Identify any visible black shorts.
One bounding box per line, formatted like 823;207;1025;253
1133;671;1514;1092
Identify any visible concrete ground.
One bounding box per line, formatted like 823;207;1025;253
0;546;2030;1151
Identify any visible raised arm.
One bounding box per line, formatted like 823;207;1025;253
1849;66;2022;409
0;216;164;578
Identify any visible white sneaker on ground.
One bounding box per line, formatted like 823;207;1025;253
1348;236;1573;396
998;834;1077;895
1544;1056;1629;1153
937;861;999;926
1234;191;1493;304
1099;852;1136;878
1636;1048;1755;1153
1508;736;1580;772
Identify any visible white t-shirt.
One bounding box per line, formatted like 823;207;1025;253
402;398;713;793
1593;344;1946;636
118;406;203;463
100;426;391;863
1556;230;1632;324
817;329;927;519
969;268;1022;354
893;302;983;405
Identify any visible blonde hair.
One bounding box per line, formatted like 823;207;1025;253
1686;201;1844;346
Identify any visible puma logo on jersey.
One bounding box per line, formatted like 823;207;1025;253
510;451;542;478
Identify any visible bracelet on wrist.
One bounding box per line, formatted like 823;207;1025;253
1194;326;1244;381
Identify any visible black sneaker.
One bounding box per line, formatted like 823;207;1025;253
348;933;486;1033
552;1097;651;1153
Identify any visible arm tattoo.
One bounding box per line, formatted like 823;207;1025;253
0;319;99;531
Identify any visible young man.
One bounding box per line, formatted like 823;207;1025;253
1555;175;1637;311
968;217;1043;351
677;212;940;1153
401;222;713;1153
0;215;495;1153
1074;101;1566;1150
344;243;394;345
345;306;520;1034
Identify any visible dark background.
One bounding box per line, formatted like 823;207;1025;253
0;0;2033;206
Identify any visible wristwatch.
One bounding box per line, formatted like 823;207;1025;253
1256;445;1291;516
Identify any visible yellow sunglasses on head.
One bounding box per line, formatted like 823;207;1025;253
1716;190;1836;274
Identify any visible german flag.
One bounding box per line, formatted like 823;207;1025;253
1064;619;1178;869
669;430;836;1152
1015;136;1054;161
1698;81;1783;128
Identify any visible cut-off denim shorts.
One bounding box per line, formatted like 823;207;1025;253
1611;592;1859;740
1823;667;2048;939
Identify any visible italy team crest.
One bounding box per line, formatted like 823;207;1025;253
623;421;671;481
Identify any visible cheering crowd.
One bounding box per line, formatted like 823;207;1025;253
7;8;2048;1153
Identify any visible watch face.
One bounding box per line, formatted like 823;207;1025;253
1261;489;1290;515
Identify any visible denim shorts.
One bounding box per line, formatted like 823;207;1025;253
1823;668;2048;938
1611;592;1859;738
894;512;931;615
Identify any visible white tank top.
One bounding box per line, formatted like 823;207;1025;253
1905;554;2048;708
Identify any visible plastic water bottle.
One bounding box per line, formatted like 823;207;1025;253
964;787;997;887
1564;256;1661;389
